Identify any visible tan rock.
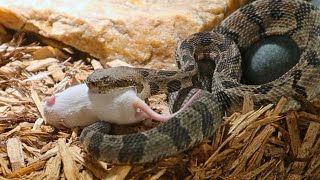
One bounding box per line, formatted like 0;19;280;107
0;0;248;66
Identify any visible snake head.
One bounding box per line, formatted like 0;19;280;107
86;67;146;95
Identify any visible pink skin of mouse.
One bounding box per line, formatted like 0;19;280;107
43;84;200;129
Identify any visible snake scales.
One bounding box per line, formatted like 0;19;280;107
80;0;320;164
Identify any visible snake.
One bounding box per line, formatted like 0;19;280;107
79;0;320;164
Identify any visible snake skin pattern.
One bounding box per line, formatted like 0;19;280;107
80;0;320;164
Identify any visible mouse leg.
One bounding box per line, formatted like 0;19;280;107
141;98;153;127
132;89;202;122
134;111;153;127
133;98;171;122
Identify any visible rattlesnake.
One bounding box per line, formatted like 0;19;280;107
80;0;320;164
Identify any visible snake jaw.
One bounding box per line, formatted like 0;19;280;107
88;84;137;94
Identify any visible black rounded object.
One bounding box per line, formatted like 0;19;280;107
241;35;300;85
309;0;320;8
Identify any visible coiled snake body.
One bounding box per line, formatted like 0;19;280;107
80;0;320;164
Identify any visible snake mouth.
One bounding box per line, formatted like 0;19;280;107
87;74;145;94
88;85;137;94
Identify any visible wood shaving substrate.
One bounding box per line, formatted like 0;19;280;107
0;33;319;180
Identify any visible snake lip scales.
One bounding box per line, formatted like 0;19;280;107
80;0;320;164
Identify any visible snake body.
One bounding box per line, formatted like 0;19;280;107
80;0;320;164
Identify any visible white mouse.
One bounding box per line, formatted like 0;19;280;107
43;84;199;129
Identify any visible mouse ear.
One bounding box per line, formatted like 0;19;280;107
46;95;56;106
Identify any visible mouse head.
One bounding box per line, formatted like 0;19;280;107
86;67;145;94
43;96;68;129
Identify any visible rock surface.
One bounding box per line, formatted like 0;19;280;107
0;0;248;66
